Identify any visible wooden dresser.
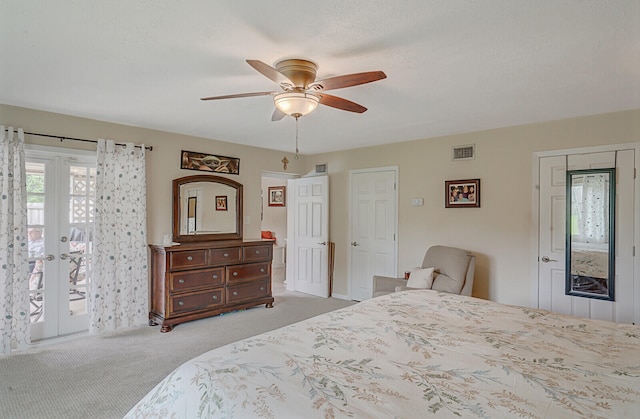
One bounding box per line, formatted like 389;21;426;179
149;240;274;332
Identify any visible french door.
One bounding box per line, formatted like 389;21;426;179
26;147;96;340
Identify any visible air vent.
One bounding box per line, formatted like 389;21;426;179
315;163;328;174
452;144;475;161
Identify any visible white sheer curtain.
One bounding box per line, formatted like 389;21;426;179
90;139;148;333
0;127;30;355
580;174;608;244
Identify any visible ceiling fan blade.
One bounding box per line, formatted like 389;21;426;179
246;60;294;86
310;71;386;91
200;91;275;101
271;108;286;122
318;93;367;113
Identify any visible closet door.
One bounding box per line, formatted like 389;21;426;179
349;168;398;301
537;148;635;323
26;148;96;340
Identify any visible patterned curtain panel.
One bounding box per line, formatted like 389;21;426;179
0;127;30;355
90;139;148;333
580;175;608;244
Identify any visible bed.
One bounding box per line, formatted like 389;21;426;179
125;290;640;418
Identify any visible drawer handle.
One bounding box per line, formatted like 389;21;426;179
212;274;218;279
223;253;229;257
255;250;260;254
232;291;238;296
178;279;185;284
260;268;265;273
187;256;193;261
212;295;217;300
232;272;238;276
178;301;184;306
260;286;265;291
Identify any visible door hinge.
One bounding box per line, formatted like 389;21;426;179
634;168;637;179
634;246;636;257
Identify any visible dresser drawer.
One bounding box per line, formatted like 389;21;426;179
227;280;269;304
210;247;242;265
227;262;270;283
169;289;224;315
169;268;225;292
169;250;207;270
243;245;273;262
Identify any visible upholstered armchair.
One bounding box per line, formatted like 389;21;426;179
373;245;476;297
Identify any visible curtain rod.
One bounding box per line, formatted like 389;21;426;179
4;129;153;151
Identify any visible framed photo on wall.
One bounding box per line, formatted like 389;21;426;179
216;195;227;211
445;179;480;208
268;186;286;207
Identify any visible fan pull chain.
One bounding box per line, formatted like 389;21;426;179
295;115;300;159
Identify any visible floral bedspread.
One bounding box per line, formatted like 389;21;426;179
125;291;640;418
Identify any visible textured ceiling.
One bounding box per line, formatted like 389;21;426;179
1;1;639;154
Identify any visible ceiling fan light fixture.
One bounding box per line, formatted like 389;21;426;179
274;92;320;117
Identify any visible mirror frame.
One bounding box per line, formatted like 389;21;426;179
565;168;615;301
173;174;243;243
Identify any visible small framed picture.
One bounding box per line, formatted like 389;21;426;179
216;195;227;211
445;179;480;208
268;186;286;207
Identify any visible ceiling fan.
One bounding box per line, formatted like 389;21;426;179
201;59;387;121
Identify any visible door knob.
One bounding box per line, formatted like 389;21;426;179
351;242;359;246
60;253;69;260
46;254;55;261
318;242;327;246
541;256;557;263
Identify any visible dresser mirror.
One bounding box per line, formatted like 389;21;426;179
173;175;243;242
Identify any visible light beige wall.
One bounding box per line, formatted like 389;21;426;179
4;104;638;306
305;110;640;306
1;104;306;244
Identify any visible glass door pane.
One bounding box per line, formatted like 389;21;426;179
65;164;95;320
26;161;47;324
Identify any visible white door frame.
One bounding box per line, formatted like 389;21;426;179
348;166;399;300
261;171;299;276
531;142;640;324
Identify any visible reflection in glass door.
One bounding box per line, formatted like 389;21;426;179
26;149;96;340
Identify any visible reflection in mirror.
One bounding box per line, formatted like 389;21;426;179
173;175;243;243
187;196;197;233
566;168;615;301
180;182;237;235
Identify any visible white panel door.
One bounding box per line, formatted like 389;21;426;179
538;155;569;313
287;176;329;297
349;168;397;301
538;149;635;322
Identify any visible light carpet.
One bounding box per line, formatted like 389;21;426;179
0;276;354;419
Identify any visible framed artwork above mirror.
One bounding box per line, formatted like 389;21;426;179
565;168;615;301
180;150;240;175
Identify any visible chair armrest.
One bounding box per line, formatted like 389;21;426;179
373;275;406;294
395;285;430;293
